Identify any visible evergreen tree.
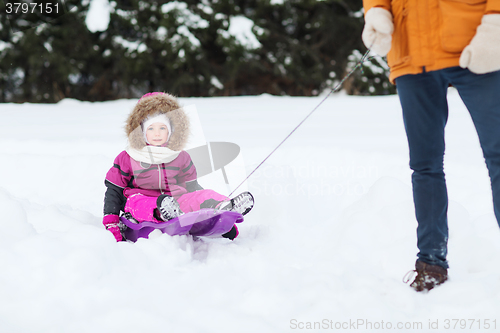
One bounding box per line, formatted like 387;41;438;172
0;0;107;102
343;50;396;96
0;0;394;102
106;0;255;97
234;0;365;96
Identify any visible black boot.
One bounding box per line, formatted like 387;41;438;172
221;225;239;240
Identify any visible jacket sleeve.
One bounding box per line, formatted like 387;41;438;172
176;151;203;193
103;180;126;216
486;0;500;14
103;152;133;216
179;151;198;183
363;0;391;13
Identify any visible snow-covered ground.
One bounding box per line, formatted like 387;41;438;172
1;92;499;332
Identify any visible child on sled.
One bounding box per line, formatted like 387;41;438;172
102;92;254;241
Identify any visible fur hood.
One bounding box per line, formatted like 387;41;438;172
125;93;189;151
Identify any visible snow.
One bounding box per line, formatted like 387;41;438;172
112;36;147;53
43;41;53;53
1;92;500;332
161;2;209;29
156;26;168;41
0;40;11;52
84;1;262;52
85;0;111;33
210;76;224;90
176;25;201;47
159;2;210;48
223;16;262;50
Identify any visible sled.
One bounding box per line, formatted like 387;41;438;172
119;209;244;242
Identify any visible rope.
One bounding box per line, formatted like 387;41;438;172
228;48;374;197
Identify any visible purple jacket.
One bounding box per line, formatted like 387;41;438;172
103;150;200;216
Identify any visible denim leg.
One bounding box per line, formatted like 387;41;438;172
450;69;500;225
396;72;450;269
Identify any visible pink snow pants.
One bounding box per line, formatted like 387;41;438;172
124;190;229;223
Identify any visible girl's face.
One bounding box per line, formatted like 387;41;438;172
146;122;169;146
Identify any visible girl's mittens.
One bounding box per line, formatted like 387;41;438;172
103;214;123;242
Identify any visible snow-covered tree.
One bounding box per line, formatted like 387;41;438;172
0;0;392;102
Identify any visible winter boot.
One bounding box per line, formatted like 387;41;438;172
222;225;239;240
405;260;448;292
217;192;254;216
156;194;184;221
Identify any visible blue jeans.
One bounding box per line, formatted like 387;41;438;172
396;67;500;269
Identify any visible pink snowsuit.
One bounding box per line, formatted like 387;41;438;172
102;92;236;241
104;150;228;222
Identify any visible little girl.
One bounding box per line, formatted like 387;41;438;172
103;92;254;242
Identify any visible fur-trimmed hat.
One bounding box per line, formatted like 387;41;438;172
125;92;189;151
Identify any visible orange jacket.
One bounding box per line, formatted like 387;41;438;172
363;0;500;82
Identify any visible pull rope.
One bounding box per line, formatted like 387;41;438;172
228;48;374;198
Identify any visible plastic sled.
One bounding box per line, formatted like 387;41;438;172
119;208;244;242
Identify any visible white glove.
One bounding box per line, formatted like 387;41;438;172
460;14;500;74
362;7;394;57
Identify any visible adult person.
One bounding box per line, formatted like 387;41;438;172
361;0;500;291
